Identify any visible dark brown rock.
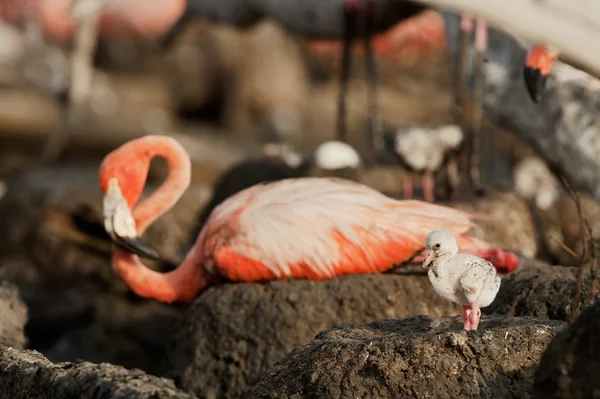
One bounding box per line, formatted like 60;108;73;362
0;346;195;399
42;294;184;376
553;193;600;257
164;274;463;398
0;167;210;290
251;315;565;399
534;299;600;398
487;265;597;321
524;192;600;265
450;191;538;259
0;167;207;369
0;279;27;349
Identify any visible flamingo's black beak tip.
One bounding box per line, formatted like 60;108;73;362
523;66;547;104
113;235;162;261
103;178;163;262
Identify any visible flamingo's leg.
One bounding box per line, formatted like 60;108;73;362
363;0;384;151
403;172;414;199
463;305;473;331
453;13;472;130
448;13;472;199
445;153;460;200
468;302;481;330
468;17;487;197
337;0;359;143
422;170;435;202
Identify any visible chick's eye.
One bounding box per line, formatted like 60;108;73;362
434;243;441;249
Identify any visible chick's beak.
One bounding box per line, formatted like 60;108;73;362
103;178;161;261
422;249;435;269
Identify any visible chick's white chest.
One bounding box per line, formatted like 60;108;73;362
427;265;466;305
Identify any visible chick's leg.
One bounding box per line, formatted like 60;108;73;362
468;303;481;330
463;305;473;331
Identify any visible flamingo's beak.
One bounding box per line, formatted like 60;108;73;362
103;178;161;261
523;44;558;103
422;250;435;269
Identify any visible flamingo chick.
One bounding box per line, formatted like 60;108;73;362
313;140;362;171
394;125;464;202
99;135;518;304
423;229;501;331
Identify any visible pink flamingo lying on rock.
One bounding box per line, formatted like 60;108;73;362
99;135;518;304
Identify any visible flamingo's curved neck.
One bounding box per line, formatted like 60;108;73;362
112;136;207;303
133;137;191;233
112;247;206;304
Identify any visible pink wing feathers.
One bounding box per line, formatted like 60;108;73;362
198;177;491;282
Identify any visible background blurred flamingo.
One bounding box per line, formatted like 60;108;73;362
99;135;519;304
1;0;555;189
0;0;185;43
523;43;560;103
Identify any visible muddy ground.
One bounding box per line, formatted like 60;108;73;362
0;14;598;399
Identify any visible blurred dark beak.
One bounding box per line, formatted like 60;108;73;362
523;66;547;103
103;178;162;261
523;44;557;104
111;234;161;261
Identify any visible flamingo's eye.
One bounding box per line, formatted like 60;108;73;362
434;243;441;249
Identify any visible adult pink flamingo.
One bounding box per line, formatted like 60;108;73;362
99;135;519;304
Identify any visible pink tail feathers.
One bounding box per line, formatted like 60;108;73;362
471;248;519;275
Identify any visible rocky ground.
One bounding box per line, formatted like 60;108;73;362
163;274;460;398
488;264;597;321
251;315;566;399
535;298;600;398
0;12;599;399
0;346;194;399
1;185;598;398
0;279;27;349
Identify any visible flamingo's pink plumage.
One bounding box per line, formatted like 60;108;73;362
99;135;518;303
203;178;487;281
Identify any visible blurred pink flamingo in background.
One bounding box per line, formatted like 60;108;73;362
0;0;185;42
523;43;560;103
99;135;518;304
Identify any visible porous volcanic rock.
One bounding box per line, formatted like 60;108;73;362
534;298;600;398
0;346;195;399
164;274;463;398
450;191;539;260
251;315;566;399
0;166;210;290
0;279;27;349
531;192;600;265
487;265;597;321
0;167;208;369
